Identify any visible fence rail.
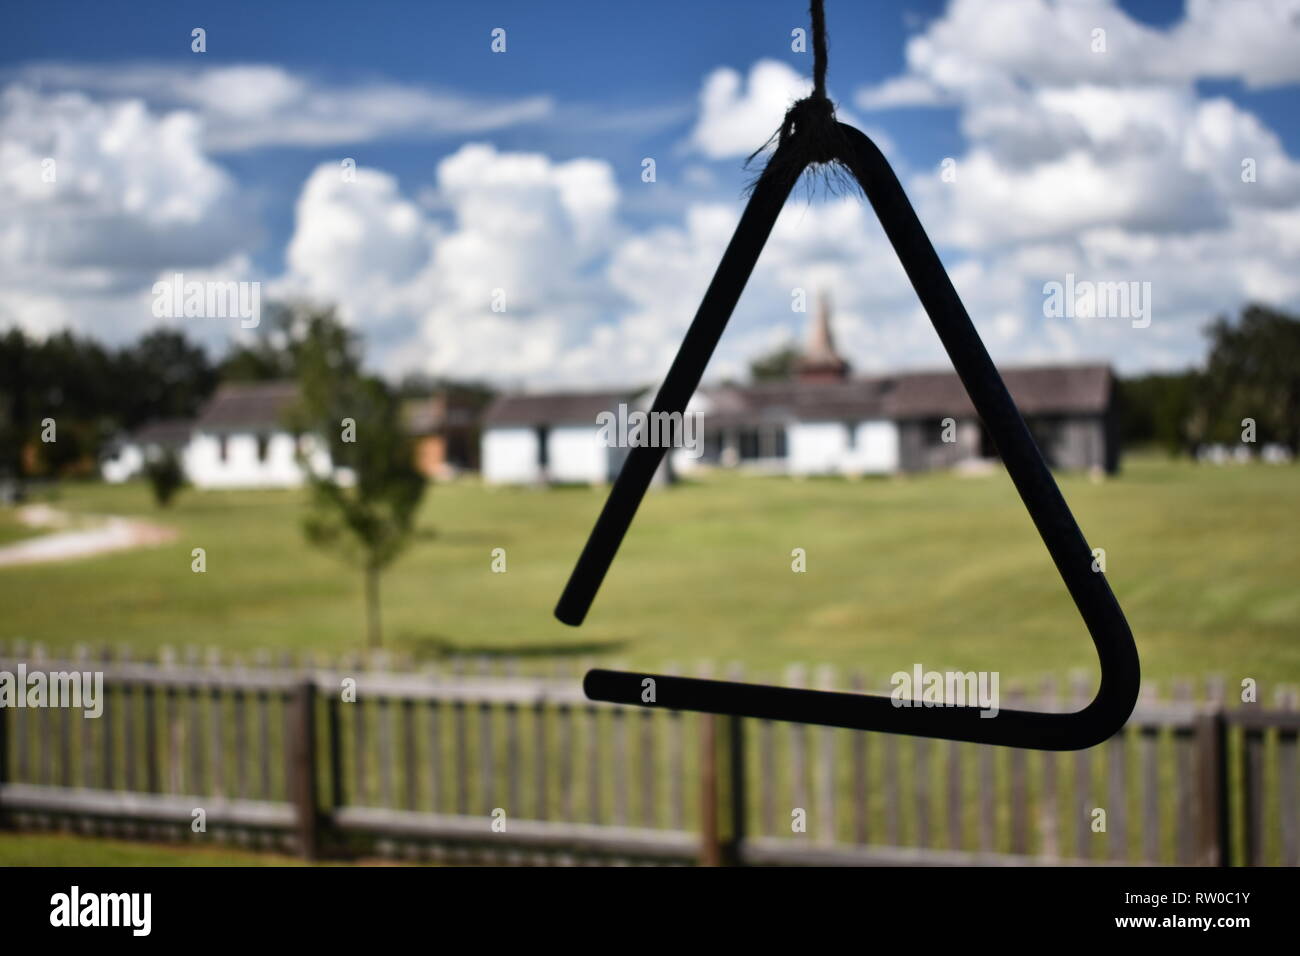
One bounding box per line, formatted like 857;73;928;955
0;643;1295;866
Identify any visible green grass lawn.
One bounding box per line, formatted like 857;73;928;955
0;832;428;865
0;508;45;546
2;454;1297;689
0;832;315;866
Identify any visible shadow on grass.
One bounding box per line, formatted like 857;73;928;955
398;632;627;660
411;526;520;546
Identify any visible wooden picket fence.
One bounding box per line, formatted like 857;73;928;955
0;642;1295;866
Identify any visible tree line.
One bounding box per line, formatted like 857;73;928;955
1117;305;1300;454
0;325;215;483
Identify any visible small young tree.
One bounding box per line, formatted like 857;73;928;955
289;306;426;648
143;449;185;507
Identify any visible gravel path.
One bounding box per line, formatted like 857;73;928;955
0;505;177;568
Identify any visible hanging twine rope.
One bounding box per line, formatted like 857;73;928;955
747;0;853;193
809;0;829;101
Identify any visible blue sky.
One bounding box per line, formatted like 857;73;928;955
3;0;1299;386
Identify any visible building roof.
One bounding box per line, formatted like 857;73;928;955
700;365;1112;427
403;395;481;435
882;364;1114;419
130;418;194;447
195;381;299;431
477;364;1115;431
483;389;642;427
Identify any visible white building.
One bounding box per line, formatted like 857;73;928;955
481;389;639;485
183;382;330;489
675;379;901;478
102;382;335;489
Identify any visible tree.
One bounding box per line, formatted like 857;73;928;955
0;329;34;496
0;328;119;487
218;302;312;382
0;326;216;494
116;330;217;428
288;304;427;648
1118;372;1198;455
143;449;185;507
1192;304;1300;450
749;344;800;382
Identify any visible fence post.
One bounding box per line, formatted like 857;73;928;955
0;701;8;830
698;714;719;866
1241;724;1264;867
697;708;747;867
327;695;344;813
724;715;747;866
289;679;320;860
1194;708;1229;866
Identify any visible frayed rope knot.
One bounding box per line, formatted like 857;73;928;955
745;91;853;194
779;95;840;163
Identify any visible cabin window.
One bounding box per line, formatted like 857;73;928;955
770;426;788;459
535;426;549;469
217;434;228;463
738;425;786;460
844;421;857;449
256;434;270;463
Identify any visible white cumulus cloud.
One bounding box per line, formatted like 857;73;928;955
851;0;1300;371
0;84;255;346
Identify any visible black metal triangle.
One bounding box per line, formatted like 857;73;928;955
554;122;1139;751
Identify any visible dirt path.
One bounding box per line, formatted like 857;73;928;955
0;504;177;568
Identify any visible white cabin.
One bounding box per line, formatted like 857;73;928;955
101;382;335;489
